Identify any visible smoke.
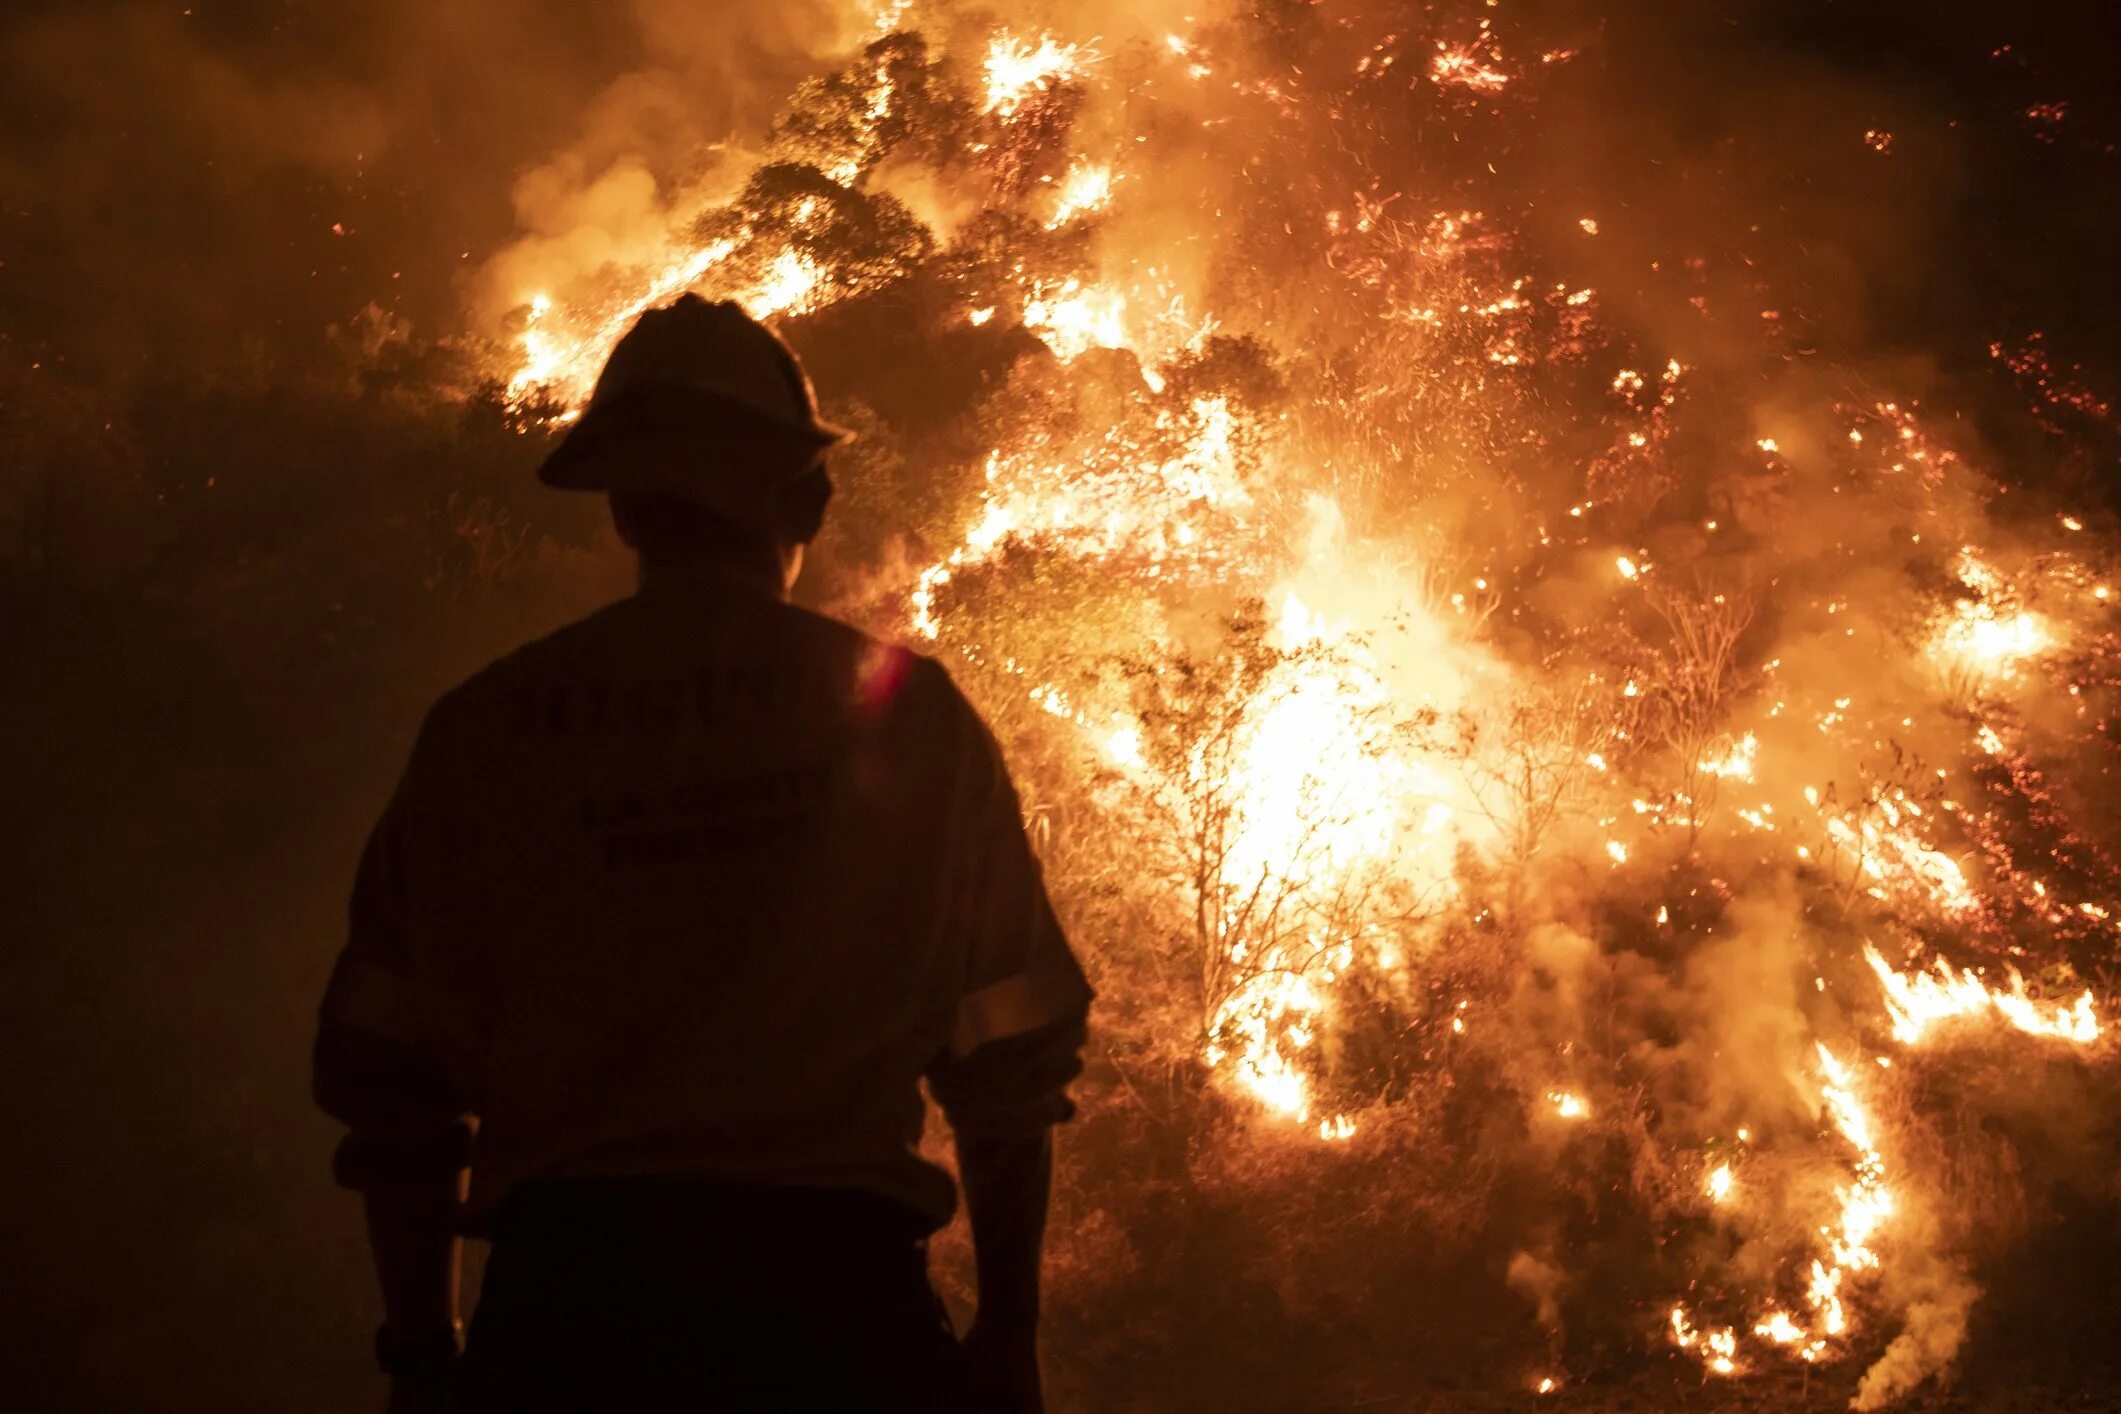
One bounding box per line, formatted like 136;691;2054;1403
1673;887;1817;1131
1854;1262;1980;1410
472;0;870;328
0;1;860;383
1506;1247;1569;1347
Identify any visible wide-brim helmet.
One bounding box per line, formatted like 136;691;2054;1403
536;294;851;538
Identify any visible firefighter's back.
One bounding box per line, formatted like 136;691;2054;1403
399;566;986;1229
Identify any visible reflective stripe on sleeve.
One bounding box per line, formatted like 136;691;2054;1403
951;968;1086;1057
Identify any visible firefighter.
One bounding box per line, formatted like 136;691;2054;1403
314;295;1092;1413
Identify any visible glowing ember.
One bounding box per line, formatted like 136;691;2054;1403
983;31;1089;116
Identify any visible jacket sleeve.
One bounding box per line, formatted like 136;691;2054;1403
313;722;474;1188
927;1011;1088;1138
925;687;1093;1138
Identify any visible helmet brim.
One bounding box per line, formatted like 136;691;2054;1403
537;384;853;494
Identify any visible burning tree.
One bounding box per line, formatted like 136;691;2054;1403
1103;603;1444;1131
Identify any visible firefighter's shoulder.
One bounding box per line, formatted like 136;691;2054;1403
772;599;974;729
408;603;638;748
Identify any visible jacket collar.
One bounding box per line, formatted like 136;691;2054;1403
635;554;787;602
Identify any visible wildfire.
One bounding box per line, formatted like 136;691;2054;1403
1046;161;1115;228
1019;278;1130;359
1670;1307;1740;1376
983;31;1089;116
1431;41;1511;92
1224;595;1408;891
1698;732;1758;782
480;6;2120;1399
1866;945;2101;1046
505;239;738;409
1809;784;1980;917
1206;967;1330;1119
1673;1046;1890;1372
1930;550;2050;682
1808;1046;1893;1341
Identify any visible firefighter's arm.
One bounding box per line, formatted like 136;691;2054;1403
930;1011;1086;1413
315;769;475;1380
923;667;1094;1407
318;1024;474;1380
959;1126;1052;1331
362;1155;468;1343
935;1011;1086;1316
324;1013;473;1347
959;1130;1053;1414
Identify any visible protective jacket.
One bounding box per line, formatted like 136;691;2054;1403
314;560;1091;1231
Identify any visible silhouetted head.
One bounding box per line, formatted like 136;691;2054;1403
605;490;808;593
535;294;848;591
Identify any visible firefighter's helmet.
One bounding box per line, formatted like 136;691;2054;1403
536;294;849;538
